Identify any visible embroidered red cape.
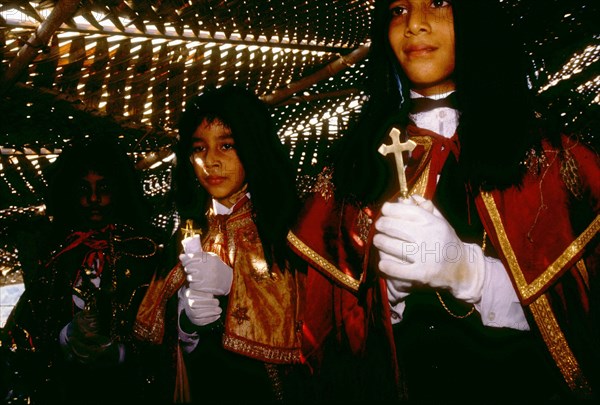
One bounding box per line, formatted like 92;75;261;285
290;125;599;398
288;169;399;393
475;136;599;396
406;125;599;396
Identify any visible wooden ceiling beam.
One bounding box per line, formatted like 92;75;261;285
0;0;80;96
0;20;351;54
261;43;370;106
272;88;362;107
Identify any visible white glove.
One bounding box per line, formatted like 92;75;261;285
179;235;233;296
178;235;233;327
373;195;485;304
381;250;412;305
178;286;222;326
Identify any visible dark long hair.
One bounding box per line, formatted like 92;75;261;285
175;85;299;268
45;136;150;235
333;0;540;202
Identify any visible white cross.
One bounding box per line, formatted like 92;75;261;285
378;127;417;199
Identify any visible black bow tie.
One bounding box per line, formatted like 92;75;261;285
410;92;457;114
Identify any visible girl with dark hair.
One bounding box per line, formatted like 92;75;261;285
1;136;174;404
159;86;309;403
289;0;599;402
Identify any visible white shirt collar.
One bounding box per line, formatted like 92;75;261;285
410;89;455;100
408;89;460;139
212;193;251;215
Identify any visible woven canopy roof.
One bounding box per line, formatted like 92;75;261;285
1;0;372;145
0;0;598;275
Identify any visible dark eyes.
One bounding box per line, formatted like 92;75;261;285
97;183;111;193
191;143;235;154
77;182;110;194
431;0;451;8
389;0;451;17
389;4;407;17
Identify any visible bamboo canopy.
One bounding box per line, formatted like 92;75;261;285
0;0;598;278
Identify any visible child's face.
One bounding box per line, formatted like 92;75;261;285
388;0;455;96
189;118;247;208
77;170;114;227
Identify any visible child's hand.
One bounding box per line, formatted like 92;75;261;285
178;287;222;327
373;195;486;304
179;252;233;296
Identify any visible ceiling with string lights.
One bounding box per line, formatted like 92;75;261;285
0;0;598;283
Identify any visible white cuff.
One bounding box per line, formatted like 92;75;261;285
385;278;409;324
116;343;126;363
59;323;69;348
475;256;530;331
389;300;406;325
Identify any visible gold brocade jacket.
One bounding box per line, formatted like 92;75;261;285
203;198;304;364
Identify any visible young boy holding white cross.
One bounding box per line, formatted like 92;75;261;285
289;0;599;401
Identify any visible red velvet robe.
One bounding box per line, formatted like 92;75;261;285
289;169;400;400
407;125;599;396
400;126;600;397
287;125;461;380
474;136;600;396
289;124;599;399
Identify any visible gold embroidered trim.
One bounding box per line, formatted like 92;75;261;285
231;305;251;325
209;199;255;265
409;136;433;174
560;149;584;200
223;333;301;364
575;259;590;290
529;294;591;392
312;167;335;201
481;192;600;300
405;136;433;197
133;265;186;344
409;160;431;197
355;209;372;244
287;231;360;292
